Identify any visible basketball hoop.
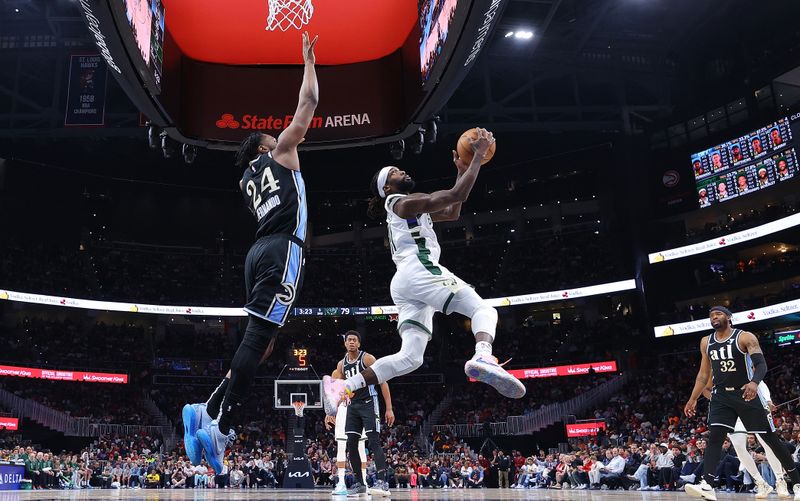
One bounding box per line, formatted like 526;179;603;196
266;0;314;32
292;401;306;417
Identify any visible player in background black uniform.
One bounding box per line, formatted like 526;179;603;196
324;331;394;497
181;31;319;475
684;306;800;500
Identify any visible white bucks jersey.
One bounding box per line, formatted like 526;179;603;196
385;194;442;268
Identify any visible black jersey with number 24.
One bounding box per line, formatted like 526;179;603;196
240;152;307;242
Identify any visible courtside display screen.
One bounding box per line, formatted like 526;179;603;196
419;0;459;82
692;115;799;208
121;0;164;88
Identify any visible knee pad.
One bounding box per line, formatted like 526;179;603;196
708;425;727;446
447;288;497;339
241;315;279;353
370;328;427;384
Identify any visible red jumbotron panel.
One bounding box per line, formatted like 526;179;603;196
161;0;418;65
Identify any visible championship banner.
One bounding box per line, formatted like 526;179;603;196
0;277;637;318
566;421;606;438
0;418;19;431
648;212;800;264
0;365;127;384
469;360;617;382
0;464;24;490
653;297;800;337
64;54;108;126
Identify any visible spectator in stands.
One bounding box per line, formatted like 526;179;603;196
467;464;484;488
494;450;510;488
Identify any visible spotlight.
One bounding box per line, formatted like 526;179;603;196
411;130;424;155
147;123;161;149
389;140;405;160
182;144;197;164
424;116;439;144
161;132;176;159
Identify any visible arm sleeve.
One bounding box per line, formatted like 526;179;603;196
749;352;767;385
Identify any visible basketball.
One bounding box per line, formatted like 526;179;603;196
457;128;496;165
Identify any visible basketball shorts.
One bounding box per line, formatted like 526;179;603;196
390;259;468;337
709;387;775;433
345;398;381;436
335;403;366;442
243;234;305;327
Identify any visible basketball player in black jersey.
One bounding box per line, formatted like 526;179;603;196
181;31;319;475
324;331;394;497
684;306;800;500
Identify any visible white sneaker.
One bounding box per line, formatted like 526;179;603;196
685;479;717;500
776;478;790;498
793;483;800;501
331;481;348;496
464;353;526;398
755;480;774;499
322;376;351;415
368;480;390;497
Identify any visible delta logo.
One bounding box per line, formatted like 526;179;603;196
214;113;371;131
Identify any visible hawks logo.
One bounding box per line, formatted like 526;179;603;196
276;282;296;306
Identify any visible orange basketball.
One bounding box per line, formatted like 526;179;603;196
456;128;496;166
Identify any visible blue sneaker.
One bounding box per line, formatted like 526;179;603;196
182;403;211;465
196;420;235;474
331;480;348;496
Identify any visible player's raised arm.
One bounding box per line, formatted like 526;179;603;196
394;129;495;219
685;336;712;417
273;31;319;170
431;150;469;222
739;331;766;401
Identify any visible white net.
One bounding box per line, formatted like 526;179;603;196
292;401;306;417
266;0;314;32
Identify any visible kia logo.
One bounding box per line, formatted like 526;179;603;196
216;113;240;129
288;472;310;478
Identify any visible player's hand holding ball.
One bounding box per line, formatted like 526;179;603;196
456;127;496;166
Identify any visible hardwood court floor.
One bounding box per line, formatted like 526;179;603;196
0;487;755;501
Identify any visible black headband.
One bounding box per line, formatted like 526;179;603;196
709;306;732;316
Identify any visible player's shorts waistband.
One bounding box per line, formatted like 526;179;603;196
255;233;304;247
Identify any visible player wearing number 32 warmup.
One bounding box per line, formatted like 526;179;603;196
181;31;320;476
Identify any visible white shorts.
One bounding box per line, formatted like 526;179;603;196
390;259;468;337
335;404;366;442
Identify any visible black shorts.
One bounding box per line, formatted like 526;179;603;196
243;234;305;327
708;387;775;433
345;398;380;436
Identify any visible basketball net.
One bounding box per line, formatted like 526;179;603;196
292;401;306;417
266;0;314;32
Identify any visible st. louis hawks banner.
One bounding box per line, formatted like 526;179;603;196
65;54;108;126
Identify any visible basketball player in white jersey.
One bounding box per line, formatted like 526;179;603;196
325;331;393;497
323;128;525;411
701;379;790;498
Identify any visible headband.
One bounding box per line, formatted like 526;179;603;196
709;305;732;316
376;166;393;198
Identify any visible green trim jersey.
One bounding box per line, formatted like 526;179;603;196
385;194;442;270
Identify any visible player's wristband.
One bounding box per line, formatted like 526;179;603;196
749;352;767;385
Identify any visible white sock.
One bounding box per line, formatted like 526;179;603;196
475;341;492;355
338;468;345;484
345;373;366;393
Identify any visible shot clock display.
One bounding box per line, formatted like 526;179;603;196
291;347;309;367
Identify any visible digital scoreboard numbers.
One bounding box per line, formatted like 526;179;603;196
692;115;798;209
292;348;308;367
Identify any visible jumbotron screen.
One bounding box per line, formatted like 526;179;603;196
419;0;459;82
77;0;508;150
121;0;164;89
692;115;799;208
